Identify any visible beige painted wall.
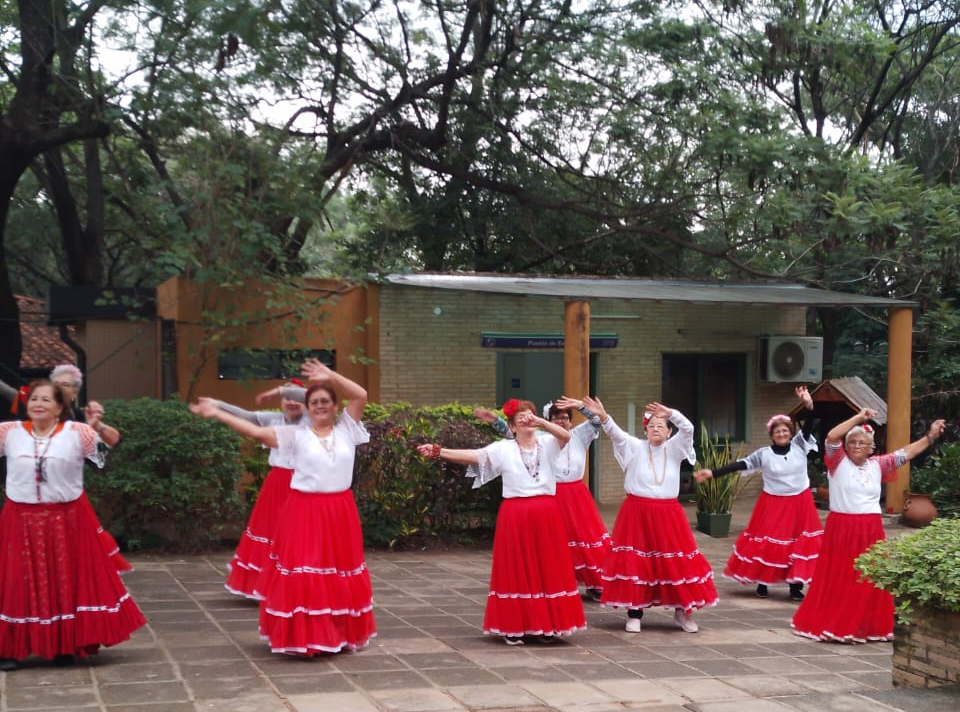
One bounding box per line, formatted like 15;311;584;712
71;320;160;401
378;285;809;504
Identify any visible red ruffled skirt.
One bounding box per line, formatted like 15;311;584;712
792;512;893;643
255;488;375;655
226;466;293;598
0;499;146;661
77;492;133;575
483;495;586;638
555;481;611;591
723;491;823;586
600;495;718;612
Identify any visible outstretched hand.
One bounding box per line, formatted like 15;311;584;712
857;407;878;423
646;402;673;420
795;385;814;410
189;397;219;418
473;408;498;424
582;396;606;420
301;358;332;382
554;396;582;411
693;468;713;483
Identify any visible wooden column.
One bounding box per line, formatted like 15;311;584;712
885;306;913;513
564;301;591;483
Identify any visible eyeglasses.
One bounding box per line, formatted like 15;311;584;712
310;398;334;406
551;414;571;421
847;440;872;448
53;381;77;390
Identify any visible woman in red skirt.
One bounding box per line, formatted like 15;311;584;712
792;408;945;643
418;399;585;645
694;386;822;601
584;397;717;634
215;384;306;598
548;397;610;601
0;381;146;671
191;360;375;655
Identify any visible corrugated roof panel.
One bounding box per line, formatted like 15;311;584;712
384;273;913;308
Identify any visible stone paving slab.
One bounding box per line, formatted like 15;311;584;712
1;501;959;711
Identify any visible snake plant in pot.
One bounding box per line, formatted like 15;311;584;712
693;423;752;537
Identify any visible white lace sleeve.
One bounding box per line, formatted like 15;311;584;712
337;411;371;446
465;444;503;489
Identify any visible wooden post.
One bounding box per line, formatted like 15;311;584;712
886;306;913;513
564;301;591;483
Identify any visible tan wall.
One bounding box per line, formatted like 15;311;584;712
157;277;377;409
71;320;160;401
379;285;808;504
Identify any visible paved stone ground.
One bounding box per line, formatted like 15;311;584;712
1;500;958;712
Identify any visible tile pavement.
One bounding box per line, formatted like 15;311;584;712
1;500;958;711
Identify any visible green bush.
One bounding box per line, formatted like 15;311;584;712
906;442;960;519
354;402;502;549
855;518;960;622
85;398;246;552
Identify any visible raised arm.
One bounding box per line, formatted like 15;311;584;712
416;443;481;465
84;401;121;448
190;397;278;448
301;359;367;422
826;408;876;445
901;419;946;462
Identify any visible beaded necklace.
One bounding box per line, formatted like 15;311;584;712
516;440;540;480
647;444;667;486
311;425;336;458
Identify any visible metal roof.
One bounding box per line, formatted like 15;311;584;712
383;273;914;308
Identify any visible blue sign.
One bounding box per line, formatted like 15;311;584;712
481;333;618;349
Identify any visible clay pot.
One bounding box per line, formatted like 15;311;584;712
901;492;938;529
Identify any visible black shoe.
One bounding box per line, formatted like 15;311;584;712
756;584;768;598
504;636;524;646
586;588;603;602
53;654;75;666
789;583;805;601
0;658;17;671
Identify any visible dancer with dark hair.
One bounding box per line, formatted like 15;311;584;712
191;360;375;655
418;398;585;645
0;381;145;671
694;386;822;601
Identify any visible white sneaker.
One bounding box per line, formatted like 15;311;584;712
625;617;642;633
674;609;699;633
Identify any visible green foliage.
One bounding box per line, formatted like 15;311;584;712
693;423;751;514
84;398;246;552
907;443;960;520
354;402;502;549
855;519;960;622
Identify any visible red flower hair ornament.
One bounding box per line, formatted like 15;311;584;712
289;378;304;387
501;399;521;419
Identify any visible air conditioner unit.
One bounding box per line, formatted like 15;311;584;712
759;336;824;383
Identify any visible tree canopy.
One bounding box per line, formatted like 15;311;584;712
2;0;960;412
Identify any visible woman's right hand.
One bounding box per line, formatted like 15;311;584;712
189;397;219;418
582;396;607;421
693;469;713;483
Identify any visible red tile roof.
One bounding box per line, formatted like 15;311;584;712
17;294;76;369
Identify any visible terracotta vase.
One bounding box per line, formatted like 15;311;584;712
900;492;938;528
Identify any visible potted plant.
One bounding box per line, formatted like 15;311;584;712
808;461;829;507
901;442;960;526
693;423;752;537
855;519;960;687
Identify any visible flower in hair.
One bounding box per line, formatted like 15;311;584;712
643;412;652;428
502;399;520;418
289;378;304;387
766;414;792;431
862;424;874;434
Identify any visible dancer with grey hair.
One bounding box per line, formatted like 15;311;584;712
792;408;945;643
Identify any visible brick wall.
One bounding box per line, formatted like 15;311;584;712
893;607;960;687
379;285;809;504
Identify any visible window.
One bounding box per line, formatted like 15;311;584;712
217;349;335;380
662;353;746;440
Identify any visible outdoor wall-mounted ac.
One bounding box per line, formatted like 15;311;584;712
759;336;824;383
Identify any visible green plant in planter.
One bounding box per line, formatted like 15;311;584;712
693;423;751;515
855;518;960;622
906;442;960;519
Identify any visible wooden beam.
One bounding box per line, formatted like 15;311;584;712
885;307;913;513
